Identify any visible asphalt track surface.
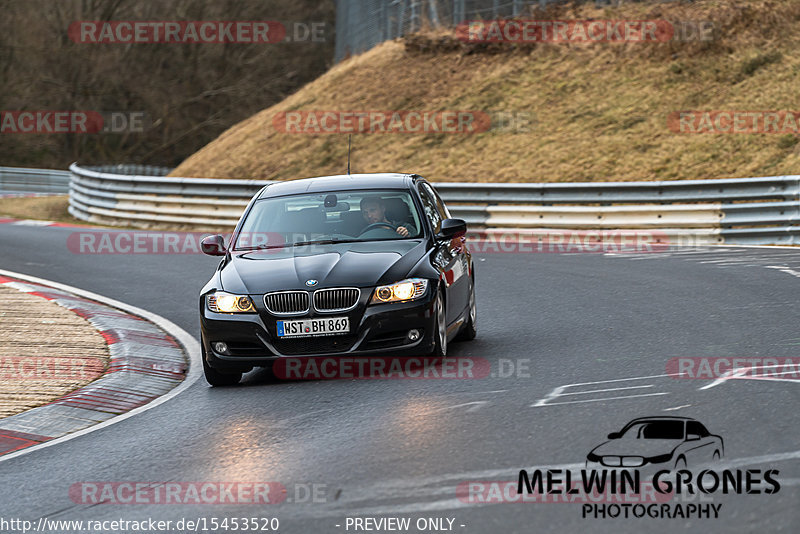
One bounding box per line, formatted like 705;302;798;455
0;223;798;534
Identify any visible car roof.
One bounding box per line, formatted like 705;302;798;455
258;173;419;198
625;416;698;424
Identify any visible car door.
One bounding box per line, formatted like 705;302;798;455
684;421;717;465
418;181;469;325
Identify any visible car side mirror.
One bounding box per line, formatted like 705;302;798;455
687;433;701;441
437;218;467;240
607;432;621;440
201;235;227;256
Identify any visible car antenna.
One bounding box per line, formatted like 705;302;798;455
347;134;351;175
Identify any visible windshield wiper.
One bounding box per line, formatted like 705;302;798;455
235;244;287;251
292;238;359;246
236;238;359;251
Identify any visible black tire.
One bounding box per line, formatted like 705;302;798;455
456;279;477;341
430;289;447;357
674;456;687;470
201;341;242;387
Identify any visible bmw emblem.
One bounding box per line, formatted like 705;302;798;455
306;279;318;287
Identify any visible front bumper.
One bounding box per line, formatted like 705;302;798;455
584;459;675;481
200;288;437;371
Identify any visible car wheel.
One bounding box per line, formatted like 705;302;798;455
456;279;476;341
201;339;242;387
712;450;721;461
430;289;447;357
673;456;687;470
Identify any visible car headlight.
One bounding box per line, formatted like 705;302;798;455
207;291;256;313
621;456;645;467
646;453;673;464
370;278;428;304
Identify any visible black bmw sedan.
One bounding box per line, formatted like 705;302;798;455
198;173;476;386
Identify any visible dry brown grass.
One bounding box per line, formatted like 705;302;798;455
0;196;74;222
171;0;800;183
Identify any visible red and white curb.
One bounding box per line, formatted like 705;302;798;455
0;269;201;461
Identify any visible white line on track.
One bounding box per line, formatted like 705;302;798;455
702;257;797;264
738;255;800;261
555;373;676;387
532;374;678;407
433;401;488;413
288;447;800;518
699;363;800;390
434;389;509;397
556;384;655;396
663;404;692;411
534;392;669;406
0;268;201;464
765;265;800;278
699;367;755;390
699;258;763;264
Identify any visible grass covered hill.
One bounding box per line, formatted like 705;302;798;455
171;0;800;182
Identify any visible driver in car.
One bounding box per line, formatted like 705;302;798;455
360;196;413;237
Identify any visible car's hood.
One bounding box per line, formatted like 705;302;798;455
590;438;683;458
220;239;428;294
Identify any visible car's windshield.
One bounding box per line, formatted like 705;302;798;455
234;189;423;249
619;420;684;440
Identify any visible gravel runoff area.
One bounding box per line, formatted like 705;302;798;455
0;284;109;418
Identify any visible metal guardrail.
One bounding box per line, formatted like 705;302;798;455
68;164;267;227
67;163;800;245
0;166;70;195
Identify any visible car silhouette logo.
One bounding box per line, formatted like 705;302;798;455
306;279;318;287
586;416;724;470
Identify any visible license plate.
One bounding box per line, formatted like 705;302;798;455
276;317;349;338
